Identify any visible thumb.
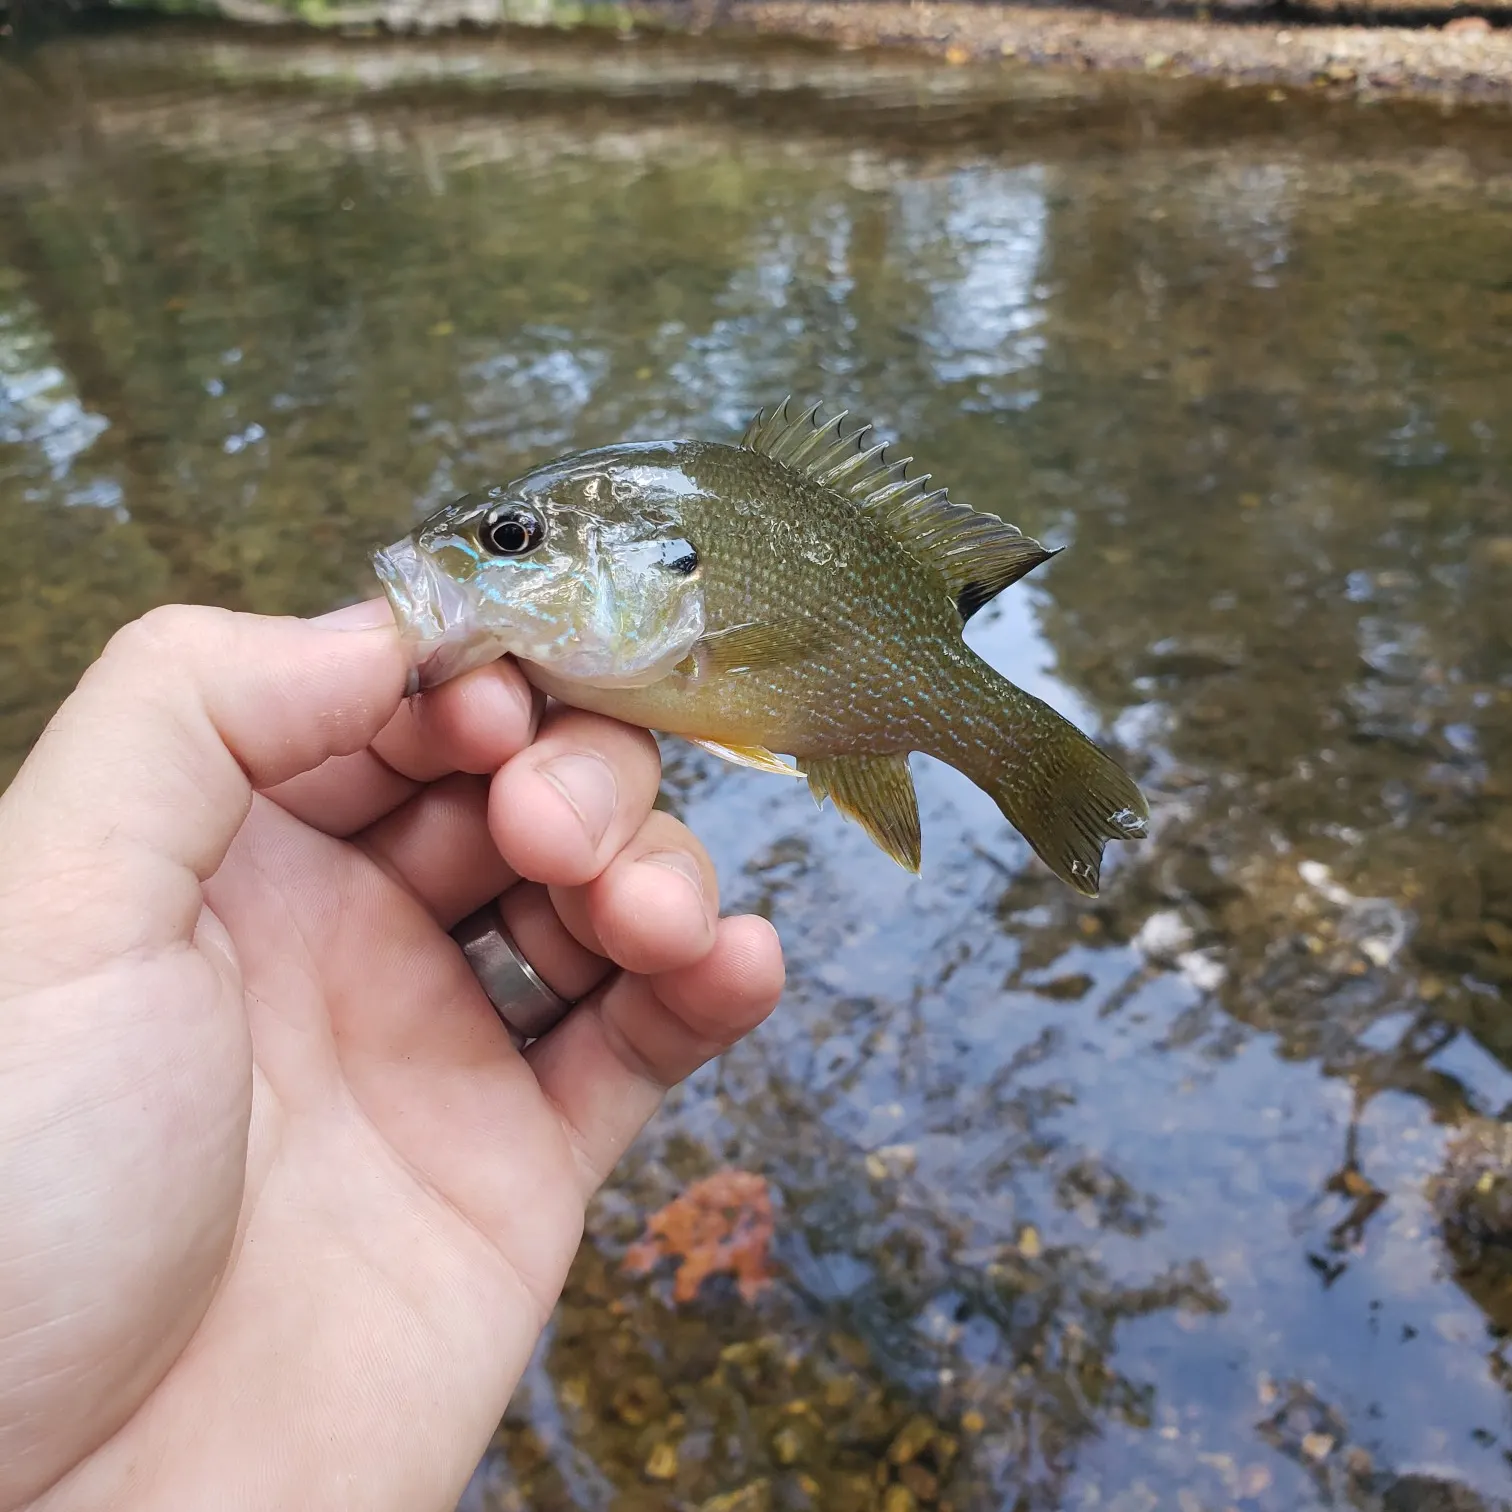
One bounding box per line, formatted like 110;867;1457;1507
0;599;407;980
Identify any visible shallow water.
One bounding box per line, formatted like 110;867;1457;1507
3;22;1512;1510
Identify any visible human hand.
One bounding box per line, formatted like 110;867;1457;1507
0;599;783;1512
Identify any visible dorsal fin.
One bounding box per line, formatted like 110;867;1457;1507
740;398;1058;621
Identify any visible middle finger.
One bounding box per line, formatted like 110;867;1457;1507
354;711;691;945
549;809;719;975
489;707;663;888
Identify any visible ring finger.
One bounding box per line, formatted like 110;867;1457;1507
465;804;723;1023
355;778;717;980
493;882;613;1005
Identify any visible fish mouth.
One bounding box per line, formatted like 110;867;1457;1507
372;535;504;693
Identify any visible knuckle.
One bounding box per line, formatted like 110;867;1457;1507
100;604;233;669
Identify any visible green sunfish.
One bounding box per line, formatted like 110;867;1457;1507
372;400;1148;894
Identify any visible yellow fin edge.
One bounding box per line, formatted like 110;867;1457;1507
684;737;804;777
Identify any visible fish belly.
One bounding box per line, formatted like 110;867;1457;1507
519;656;917;759
518;661;804;750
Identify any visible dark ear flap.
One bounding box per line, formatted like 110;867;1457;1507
656;538;699;575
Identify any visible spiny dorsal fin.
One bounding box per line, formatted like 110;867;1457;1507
740;398;1058;621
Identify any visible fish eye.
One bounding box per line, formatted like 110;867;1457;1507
481;504;546;557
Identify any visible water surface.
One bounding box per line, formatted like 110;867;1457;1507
3;24;1512;1510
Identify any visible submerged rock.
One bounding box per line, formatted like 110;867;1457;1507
1428;1116;1512;1327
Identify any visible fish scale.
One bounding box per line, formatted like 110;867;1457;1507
374;400;1149;894
601;443;968;753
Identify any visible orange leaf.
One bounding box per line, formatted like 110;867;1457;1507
623;1169;776;1304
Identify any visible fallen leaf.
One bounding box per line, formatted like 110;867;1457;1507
623;1169;776;1303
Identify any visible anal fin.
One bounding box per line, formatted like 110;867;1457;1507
685;738;802;776
801;753;921;872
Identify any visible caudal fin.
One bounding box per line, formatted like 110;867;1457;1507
947;661;1149;897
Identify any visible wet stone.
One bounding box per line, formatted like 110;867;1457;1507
899;1460;942;1501
1429;1116;1512;1309
770;1422;805;1465
612;1375;668;1427
889;1415;940;1465
643;1441;679;1481
699;1480;773;1512
1030;971;1095;1000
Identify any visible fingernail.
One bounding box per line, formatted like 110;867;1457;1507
642;850;706;904
312;597;395;630
479;660;541;737
540;752;617;846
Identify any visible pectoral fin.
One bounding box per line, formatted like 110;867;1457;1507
690;619;823;678
685;738;802;776
801;753;921;872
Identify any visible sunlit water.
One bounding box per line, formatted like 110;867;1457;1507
4;23;1512;1510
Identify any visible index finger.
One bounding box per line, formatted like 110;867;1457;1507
265;649;541;837
0;601;407;989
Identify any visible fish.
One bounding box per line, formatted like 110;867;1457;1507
372;399;1148;894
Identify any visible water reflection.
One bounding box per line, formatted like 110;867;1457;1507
0;294;114;498
4;24;1512;1510
892;167;1048;406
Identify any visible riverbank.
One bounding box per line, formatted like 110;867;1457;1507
688;0;1512;103
12;0;1501;103
5;0;1512;103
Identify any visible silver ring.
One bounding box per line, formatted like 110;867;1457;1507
451;900;574;1043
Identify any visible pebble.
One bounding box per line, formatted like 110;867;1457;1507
771;1424;804;1465
889;1415;938;1465
699;1482;772;1512
644;1442;679;1481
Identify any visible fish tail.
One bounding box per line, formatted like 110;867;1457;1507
939;655;1149;896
